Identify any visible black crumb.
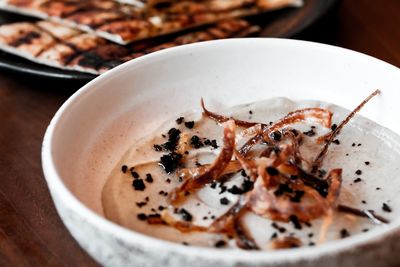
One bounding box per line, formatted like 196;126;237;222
308;233;314;238
382;203;392;213
309;242;315;246
182;242;189;246
220;197;230;205
136;202;147;208
184;121;195;129
376;187;381;190
362;229;369;232
249;110;253;115
352;143;356;147
353;178;362;183
145;173;153;183
358;143;362;146
166;178;171;184
271;131;282;141
137;213;147;221
270;232;278;240
365;161;370;165
266;167;279;176
332;139;340;145
340;229;350;238
303;129;316;137
190;135;204;149
131;171;140;179
361;200;367;204
145;196;149;202
355;170;362;175
214;240;226;248
121;165;128;173
271;222;286;233
176;117;184;124
132;179;146;191
331;124;337;131
289;215;302;230
176;208;193;221
153;144;163;152
159;152;182;173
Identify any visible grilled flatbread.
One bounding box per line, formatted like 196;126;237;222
0;0;302;44
0;19;260;74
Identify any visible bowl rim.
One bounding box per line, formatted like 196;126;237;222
42;38;400;264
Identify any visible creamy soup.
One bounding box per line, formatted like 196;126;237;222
102;96;400;250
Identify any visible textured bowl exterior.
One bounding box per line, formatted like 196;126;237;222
42;39;400;267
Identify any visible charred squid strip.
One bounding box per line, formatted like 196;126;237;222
325;169;342;206
312;90;381;172
177;160;242;182
201;99;261;127
240;108;332;156
209;200;259;250
265;108;333;139
169;120;236;204
248;164;330;222
337;204;389;224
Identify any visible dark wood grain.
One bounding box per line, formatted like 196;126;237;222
0;1;399;266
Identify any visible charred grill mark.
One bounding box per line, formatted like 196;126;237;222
9;31;41;47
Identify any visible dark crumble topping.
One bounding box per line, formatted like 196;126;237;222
211;215;216;219
270;232;278;240
214;240;227;248
355;170;362;175
274;183;292;197
204;139;218;148
182;242;189;246
228;179;254;195
176;208;193;222
131;171;140;179
376;187;381;190
161;128;182;151
240;169;247;177
289;215;302;230
352;143;356;147
166;178;171;184
153;144;163;151
358;143;362;146
271;222;286;233
365;161;370;165
190;135;204;148
309;242;315;246
176;117;184;124
361;200;367;204
137;213;147;220
136;202;147;208
210;182;217;189
132;179;146;191
308;233;314;238
303;129;316;137
203;216;208;220
220;197;230;205
271;131;282;141
249;110;253;114
340;229;350;238
362;229;369;232
266;167;279;176
382;203;392;213
332;139;340;145
317;169;327;178
158;205;165;211
290;190;305;203
121;165;128;173
184;121;195;129
145;173;153;183
353;178;362;183
331;124;338;131
159;152;183;173
304;222;312;227
145;196;149;202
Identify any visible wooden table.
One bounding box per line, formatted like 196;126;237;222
0;1;399;266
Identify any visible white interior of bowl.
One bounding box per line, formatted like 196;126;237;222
42;38;400;263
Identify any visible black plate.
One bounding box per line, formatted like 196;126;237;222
0;0;336;82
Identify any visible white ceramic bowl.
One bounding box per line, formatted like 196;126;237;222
42;38;400;267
